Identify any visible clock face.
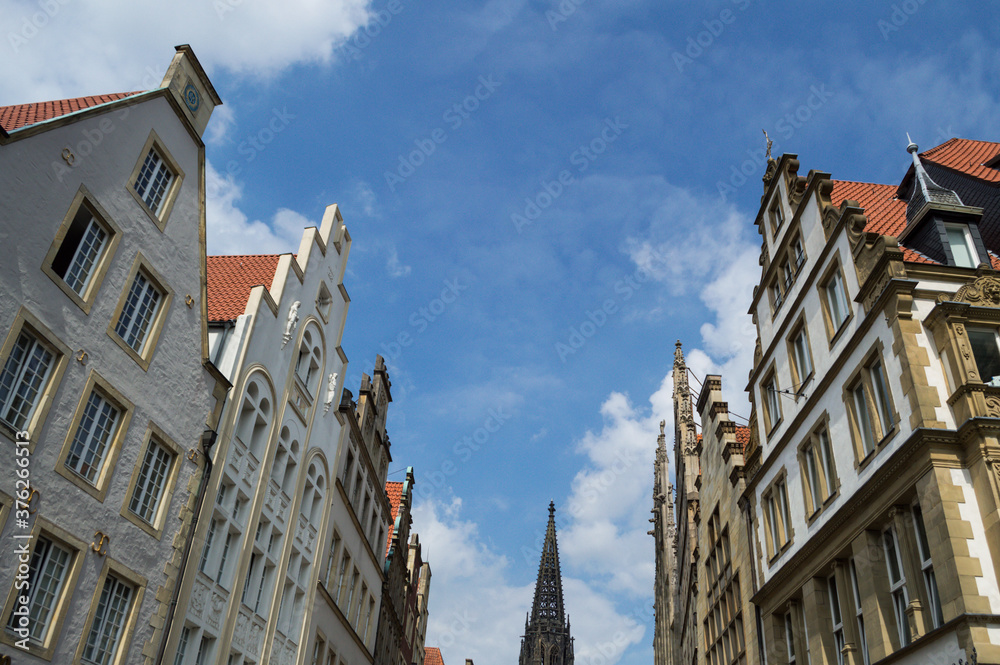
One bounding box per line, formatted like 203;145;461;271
183;83;201;112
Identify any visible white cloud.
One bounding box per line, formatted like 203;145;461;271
415;496;647;665
205;161;309;255
386;246;412;277
2;0;373;103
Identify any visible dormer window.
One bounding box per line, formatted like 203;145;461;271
944;223;979;268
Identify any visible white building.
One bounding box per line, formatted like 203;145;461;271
0;46;228;665
164;215;395;665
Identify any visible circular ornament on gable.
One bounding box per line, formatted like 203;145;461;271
183;83;201;112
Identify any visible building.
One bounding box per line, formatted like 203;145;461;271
162;205;372;665
519;502;574;665
0;46;228;665
657;344;756;665
742;138;1000;665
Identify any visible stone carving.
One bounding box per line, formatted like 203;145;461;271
953;276;1000;307
660;420;665;436
323;373;339;414
191;580;207;616
234;611;250;649
281;300;301;348
249;623;263;656
985;397;1000;417
208;592;225;628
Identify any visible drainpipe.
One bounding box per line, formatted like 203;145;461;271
154;426;219;665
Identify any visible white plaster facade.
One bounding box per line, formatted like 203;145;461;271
0;47;226;665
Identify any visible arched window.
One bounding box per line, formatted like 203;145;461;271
235;378;272;459
295;327;323;393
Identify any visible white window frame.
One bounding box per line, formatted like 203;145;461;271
81;573;134;665
0;329;55;432
5;535;72;644
911;502;943;629
64;389;122;485
129;438;173;524
762;373;782;434
114;270;163;354
944;222;979;268
822;267;851;336
882;525;911;647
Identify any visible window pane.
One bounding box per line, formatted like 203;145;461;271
129;440;172;523
134;148;174;214
82;574;133;665
6;536;72;642
946;224;976;268
0;332;55;429
968;329;1000;383
853;385;874;455
869;361;893;435
826;271;849;330
115;273;162;353
66;391;121;483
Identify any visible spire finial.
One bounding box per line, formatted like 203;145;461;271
549;501;555;516
906;133;918;154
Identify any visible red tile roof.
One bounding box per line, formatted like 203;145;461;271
206;255;281;322
830;179;940;265
922;138;1000;184
735;426;750;453
0;92;143;132
385;481;403;558
425;647;445;665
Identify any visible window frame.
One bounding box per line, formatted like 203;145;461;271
819;259;853;344
54;371;134;501
797;417;839;521
120;423;183;539
761;368;783;436
0;308;71;445
74;558;146;665
943;222;980;269
911;501;943;630
41;186;123;313
126;130;184;230
0;520;86;659
882;524;911;649
787;317;815;396
769;197;785;236
107;253;174;371
843;343;899;469
761;469;793;563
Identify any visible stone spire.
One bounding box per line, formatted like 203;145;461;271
520;503;573;665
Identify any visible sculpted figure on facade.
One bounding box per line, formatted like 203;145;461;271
282;300;301;348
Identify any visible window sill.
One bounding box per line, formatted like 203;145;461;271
827;311;855;349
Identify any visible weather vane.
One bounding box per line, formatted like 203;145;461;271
763;129;773;161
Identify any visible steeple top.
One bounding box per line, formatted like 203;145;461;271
674;340;685;366
904;134;964;223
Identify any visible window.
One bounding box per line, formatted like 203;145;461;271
784;612;796;665
199;519;218;574
800;425;836;517
763;474;792;559
762;373;782;434
115;270;163;353
782;260;794;293
132;145;177;216
193;636;213;665
791;234;805;272
770;198;785;233
847;351;896;464
849;559;870;665
129;438;173;524
174;626;191;665
336;553;351;606
81;573;134;665
829;575;845;665
882;525;910;647
0;330;55;430
968;328;1000;384
6;536;71;644
325;532;342;588
945;223;979;268
704;508;744;665
295;328;323;393
821;266;851;337
216;531;234;586
64;389;122;485
769;278;784;314
789;325;813;392
50;203;111;297
912;503;943;629
363;597;375;644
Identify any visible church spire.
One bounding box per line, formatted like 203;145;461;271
529;502;565;628
520;503;573;665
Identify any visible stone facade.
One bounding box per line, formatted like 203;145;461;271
0;46;227;665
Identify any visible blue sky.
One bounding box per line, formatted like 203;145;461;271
5;1;999;664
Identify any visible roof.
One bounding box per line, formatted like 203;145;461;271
735;425;751;453
206;255;281;322
922;138;1000;184
829;176;1000;269
385;481;403;558
425;648;445;665
0;92;143;132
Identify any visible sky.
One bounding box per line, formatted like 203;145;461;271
4;2;999;665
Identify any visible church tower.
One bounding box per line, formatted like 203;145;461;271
519;503;574;665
